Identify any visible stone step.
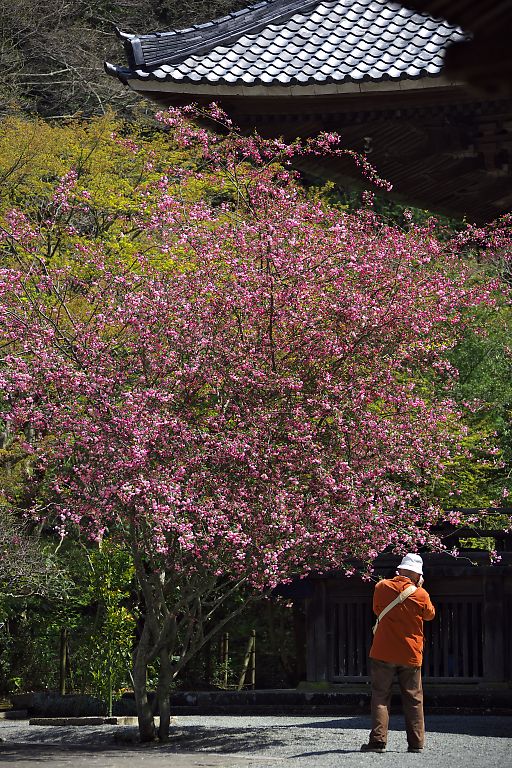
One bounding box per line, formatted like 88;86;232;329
29;716;139;726
12;688;512;720
0;710;28;720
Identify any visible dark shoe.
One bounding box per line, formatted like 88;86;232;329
360;742;386;753
407;746;423;753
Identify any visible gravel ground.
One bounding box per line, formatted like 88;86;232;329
0;714;511;768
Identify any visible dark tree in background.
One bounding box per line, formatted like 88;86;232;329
0;0;247;117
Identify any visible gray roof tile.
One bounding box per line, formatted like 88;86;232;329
107;0;466;87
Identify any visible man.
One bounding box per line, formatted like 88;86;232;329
361;553;435;754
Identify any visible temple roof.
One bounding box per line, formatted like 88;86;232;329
106;0;465;90
104;1;512;223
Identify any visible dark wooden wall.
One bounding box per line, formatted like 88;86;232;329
305;552;512;684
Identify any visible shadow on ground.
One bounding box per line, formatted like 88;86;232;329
281;715;512;738
0;725;285;755
1;712;510;764
163;725;287;753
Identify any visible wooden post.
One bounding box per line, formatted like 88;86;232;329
107;664;113;717
66;634;74;691
237;630;256;691
293;602;307;684
204;638;212;686
482;570;505;682
221;632;229;688
249;629;256;689
59;627;68;696
306;582;328;682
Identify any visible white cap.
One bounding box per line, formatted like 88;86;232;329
397;553;423;575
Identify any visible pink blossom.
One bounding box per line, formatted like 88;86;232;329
0;109;509;589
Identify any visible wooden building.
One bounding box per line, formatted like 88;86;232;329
305;523;512;685
106;0;512;222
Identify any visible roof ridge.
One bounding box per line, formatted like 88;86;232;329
121;0;320;69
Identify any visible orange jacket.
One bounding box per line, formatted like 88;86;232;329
369;575;435;667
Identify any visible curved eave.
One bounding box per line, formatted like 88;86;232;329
105;62;132;85
121;73;461;98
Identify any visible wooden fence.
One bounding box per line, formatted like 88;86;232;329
328;597;483;681
327;596;485;681
305;553;512;684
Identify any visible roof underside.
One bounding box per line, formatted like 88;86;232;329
107;0;465;87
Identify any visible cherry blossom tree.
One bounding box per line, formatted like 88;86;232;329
0;108;498;740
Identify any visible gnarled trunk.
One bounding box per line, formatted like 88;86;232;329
157;648;173;742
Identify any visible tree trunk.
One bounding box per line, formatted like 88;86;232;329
157;648;173;742
133;621;156;743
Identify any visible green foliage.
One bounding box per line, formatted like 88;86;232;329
0;589;81;694
0;112;184;229
74;541;135;713
435;301;512;510
0;536;136;703
308;180;463;231
0;111;228;279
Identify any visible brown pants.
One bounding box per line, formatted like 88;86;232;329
369;658;425;749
